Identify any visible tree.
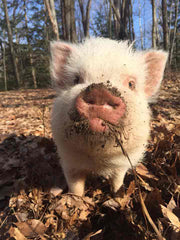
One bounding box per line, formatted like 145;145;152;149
138;0;143;49
0;30;7;90
151;0;157;48
2;0;20;87
108;0;112;38
78;0;92;37
61;0;77;42
92;0;113;38
129;0;135;41
43;0;59;40
162;0;169;51
109;0;132;40
23;0;37;88
169;0;180;65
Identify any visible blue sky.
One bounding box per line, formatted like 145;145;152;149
133;0;153;49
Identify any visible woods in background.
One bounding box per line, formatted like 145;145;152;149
0;0;180;90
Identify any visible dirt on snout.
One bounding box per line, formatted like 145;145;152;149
81;82;122;98
68;82;126;140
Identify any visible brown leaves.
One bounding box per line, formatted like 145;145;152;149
9;226;27;240
9;219;47;239
0;78;179;240
0;89;54;142
161;205;180;230
50;194;95;222
14;219;46;238
113;180;136;210
136;163;158;181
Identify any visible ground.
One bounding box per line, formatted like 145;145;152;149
0;71;179;240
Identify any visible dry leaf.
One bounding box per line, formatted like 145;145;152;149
9;226;27;240
167;197;177;212
50;187;63;196
44;213;58;230
103;198;120;211
137;175;153;191
161;205;180;230
15;212;28;222
15;219;47;238
116;180;136;209
51;194;94;222
136;163;158;180
83;229;103;240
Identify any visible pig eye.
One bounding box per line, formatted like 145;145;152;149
128;80;136;90
74;75;81;85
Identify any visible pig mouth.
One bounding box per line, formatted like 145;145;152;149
65;115;129;150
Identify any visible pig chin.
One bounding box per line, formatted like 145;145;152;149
64;122;125;158
68;111;125;134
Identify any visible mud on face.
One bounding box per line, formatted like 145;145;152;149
82;82;122;99
66;83;128;148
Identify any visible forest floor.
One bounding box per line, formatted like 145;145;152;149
0;72;179;240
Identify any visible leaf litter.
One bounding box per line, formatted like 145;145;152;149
0;72;179;239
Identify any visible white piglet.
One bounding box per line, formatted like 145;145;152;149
50;38;168;196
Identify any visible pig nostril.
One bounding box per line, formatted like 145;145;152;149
82;96;95;105
87;100;95;104
89;100;95;104
101;122;106;126
108;102;119;108
85;98;95;104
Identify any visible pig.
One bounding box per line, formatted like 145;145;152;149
50;38;168;196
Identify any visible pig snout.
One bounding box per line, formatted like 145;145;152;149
75;85;126;132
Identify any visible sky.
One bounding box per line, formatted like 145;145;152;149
133;0;153;49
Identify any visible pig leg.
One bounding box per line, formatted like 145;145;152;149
64;170;86;196
111;168;128;193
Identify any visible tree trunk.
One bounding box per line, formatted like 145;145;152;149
156;3;161;47
138;0;143;49
169;0;179;65
3;43;7;91
61;0;66;40
78;0;92;37
2;0;20;87
110;0;130;40
108;0;112;38
49;0;59;39
129;0;135;41
43;0;59;40
62;0;71;41
162;0;169;51
151;0;157;48
44;3;49;49
23;0;37;89
70;0;77;42
61;0;77;42
168;1;173;41
110;0;121;39
1;30;7;91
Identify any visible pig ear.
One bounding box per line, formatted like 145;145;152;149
50;41;72;88
144;50;168;100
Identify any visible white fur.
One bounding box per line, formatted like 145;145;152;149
50;38;168;196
